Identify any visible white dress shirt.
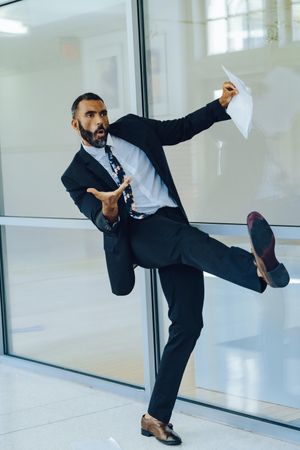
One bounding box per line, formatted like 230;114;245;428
82;133;177;216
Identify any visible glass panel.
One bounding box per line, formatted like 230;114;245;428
207;19;228;55
157;235;300;428
248;11;265;46
0;0;132;218
228;12;265;51
228;15;247;51
249;0;264;10
292;4;300;41
206;0;227;19
227;0;247;16
4;226;144;386
144;0;300;225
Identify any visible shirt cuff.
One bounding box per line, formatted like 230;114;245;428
94;211;120;232
105;216;120;229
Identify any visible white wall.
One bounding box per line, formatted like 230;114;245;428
0;1;129;218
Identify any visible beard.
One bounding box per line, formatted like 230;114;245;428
78;120;108;148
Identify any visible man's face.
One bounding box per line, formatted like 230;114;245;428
72;99;109;148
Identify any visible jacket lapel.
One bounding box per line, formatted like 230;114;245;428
78;146;118;191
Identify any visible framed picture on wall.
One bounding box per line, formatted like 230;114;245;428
147;33;169;117
81;34;126;120
96;55;120;109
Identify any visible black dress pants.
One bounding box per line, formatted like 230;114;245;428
128;206;266;423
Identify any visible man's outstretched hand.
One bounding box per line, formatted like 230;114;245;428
87;176;131;223
219;81;238;108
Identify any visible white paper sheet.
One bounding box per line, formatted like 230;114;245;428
70;437;123;450
222;65;253;139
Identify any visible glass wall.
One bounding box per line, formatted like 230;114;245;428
0;0;134;218
3;225;144;385
157;235;300;427
144;0;300;429
144;0;300;225
0;0;145;387
1;0;300;434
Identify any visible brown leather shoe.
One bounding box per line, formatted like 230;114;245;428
141;414;182;445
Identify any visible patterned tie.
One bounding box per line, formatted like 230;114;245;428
105;144;148;219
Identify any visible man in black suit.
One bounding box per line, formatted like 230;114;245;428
61;85;289;446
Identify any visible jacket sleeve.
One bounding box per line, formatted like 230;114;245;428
143;99;231;146
61;174;120;234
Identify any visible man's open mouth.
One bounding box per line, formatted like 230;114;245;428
95;129;105;137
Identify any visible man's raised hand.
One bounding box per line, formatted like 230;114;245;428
87;176;131;223
219;81;238;108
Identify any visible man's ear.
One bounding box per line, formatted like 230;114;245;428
71;118;79;131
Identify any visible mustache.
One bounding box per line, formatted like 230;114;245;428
94;125;108;134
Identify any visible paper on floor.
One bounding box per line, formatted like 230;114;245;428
70;437;122;450
222;65;253;139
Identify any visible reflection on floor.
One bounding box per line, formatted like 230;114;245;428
180;355;300;427
4;227;300;433
2;360;300;450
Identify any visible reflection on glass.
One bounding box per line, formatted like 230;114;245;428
0;0;131;218
227;0;247;16
206;0;226;19
207;1;265;54
207;19;228;54
0;18;28;34
144;0;300;225
248;12;265;44
228;15;246;51
4;226;144;387
228;12;265;51
157;236;300;427
292;3;300;41
249;0;264;11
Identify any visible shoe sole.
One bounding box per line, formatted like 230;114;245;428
141;428;182;446
247;212;289;288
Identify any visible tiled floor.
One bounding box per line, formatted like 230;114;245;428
0;360;299;450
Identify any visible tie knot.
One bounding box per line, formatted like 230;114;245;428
105;144;112;154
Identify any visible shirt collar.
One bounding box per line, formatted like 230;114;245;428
82;133;114;158
106;133;114;146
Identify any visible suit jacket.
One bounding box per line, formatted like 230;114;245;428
61;99;230;295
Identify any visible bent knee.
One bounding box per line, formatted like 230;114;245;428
174;321;203;341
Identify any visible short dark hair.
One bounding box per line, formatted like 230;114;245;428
71;93;104;118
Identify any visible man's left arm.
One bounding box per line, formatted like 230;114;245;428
144;82;237;146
